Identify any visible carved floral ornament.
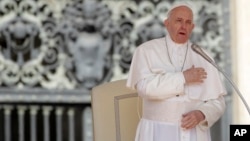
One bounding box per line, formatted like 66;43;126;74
0;0;224;91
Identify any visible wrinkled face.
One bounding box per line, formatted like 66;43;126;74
164;6;194;43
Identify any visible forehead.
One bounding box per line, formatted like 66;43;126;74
169;6;193;20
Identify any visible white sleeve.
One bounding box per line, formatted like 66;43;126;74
135;72;186;100
197;96;226;130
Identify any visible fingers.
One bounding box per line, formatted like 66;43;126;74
181;111;205;130
194;68;207;82
183;65;207;84
181;113;197;129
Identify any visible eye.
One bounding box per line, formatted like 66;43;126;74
186;20;192;25
175;18;183;23
177;19;182;22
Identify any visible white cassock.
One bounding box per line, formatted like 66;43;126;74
126;34;226;141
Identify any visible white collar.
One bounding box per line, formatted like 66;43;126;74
165;34;188;51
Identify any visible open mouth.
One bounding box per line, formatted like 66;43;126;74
179;32;186;35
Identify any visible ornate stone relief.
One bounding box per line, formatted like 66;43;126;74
0;0;225;97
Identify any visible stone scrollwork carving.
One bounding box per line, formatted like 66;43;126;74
0;0;225;94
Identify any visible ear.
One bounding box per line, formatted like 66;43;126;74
164;19;169;27
191;23;195;30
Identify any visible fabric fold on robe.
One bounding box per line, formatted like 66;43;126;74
126;35;226;101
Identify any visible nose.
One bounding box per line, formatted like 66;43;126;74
181;22;187;29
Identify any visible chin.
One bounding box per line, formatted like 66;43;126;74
176;38;188;44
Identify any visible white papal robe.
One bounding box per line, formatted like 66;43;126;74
126;34;226;141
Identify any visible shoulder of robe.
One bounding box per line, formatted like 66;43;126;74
136;37;165;52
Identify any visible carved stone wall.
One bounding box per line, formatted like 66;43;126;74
0;0;231;141
0;0;228;92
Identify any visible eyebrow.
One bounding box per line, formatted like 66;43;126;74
175;17;192;22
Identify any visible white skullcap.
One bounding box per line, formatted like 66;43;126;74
166;1;194;19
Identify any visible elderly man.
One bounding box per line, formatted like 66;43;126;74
126;2;226;141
